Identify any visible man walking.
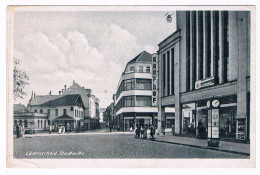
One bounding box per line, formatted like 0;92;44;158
150;124;155;140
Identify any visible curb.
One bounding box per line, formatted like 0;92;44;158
143;138;250;156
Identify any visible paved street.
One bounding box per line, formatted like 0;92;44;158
13;133;249;159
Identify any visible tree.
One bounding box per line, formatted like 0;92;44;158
13;58;29;100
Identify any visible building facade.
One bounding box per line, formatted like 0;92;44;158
28;94;85;131
62;81;100;130
157;11;250;142
115;51;174;131
14;104;48;134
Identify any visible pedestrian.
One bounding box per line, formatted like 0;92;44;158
140;126;144;138
19;125;23;138
150;124;155;140
171;124;175;135
130;126;133;132
135;126;138;138
58;126;62;134
16;125;20;138
143;125;148;139
137;125;141;138
49;125;52;134
62;126;65;134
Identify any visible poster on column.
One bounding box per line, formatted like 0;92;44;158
212;109;219;138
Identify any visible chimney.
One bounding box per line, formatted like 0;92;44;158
64;85;67;90
59;91;61;95
73;80;75;84
34;93;36;98
49;91;51;95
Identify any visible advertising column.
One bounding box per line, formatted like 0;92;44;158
207;99;220;147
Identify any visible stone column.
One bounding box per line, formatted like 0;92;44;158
174;42;181;135
237;11;249;139
219;11;225;84
158;52;165;135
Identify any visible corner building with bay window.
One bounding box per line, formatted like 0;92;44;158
115;51;174;131
157;11;250;142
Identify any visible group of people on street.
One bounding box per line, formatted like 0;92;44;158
58;125;66;134
15;124;24;138
135;124;155;140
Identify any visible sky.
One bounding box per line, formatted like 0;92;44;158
13;10;176;108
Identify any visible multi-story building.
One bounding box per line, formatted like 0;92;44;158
28;93;85;131
115;51;174;131
157;11;250;142
62;81;100;130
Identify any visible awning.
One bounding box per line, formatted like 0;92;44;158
53;114;75;121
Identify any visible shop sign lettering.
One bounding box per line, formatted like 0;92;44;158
152;55;158;106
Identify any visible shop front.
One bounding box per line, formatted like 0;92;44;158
180;95;247;142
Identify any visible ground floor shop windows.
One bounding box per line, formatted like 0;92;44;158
180;97;244;141
182;103;196;136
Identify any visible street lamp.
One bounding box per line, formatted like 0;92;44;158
165;13;173;23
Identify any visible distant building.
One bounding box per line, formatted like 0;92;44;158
14;104;48;134
114;51;174;131
104;103;114;125
14;103;28;113
61;81;100;130
99;108;106;123
28;93;85;131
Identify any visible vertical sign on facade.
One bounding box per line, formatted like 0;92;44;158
152;54;158;106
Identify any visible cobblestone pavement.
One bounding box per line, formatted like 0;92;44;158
13;133;249;159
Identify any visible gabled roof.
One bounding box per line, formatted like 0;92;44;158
30;95;61;106
13;104;27;113
39;94;82;107
54;114;75;121
128;51;152;64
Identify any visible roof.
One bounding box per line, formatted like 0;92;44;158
13;104;27;113
53;114;75;121
123;51;152;74
39;94;82;107
128;51;152;64
30;95;61;106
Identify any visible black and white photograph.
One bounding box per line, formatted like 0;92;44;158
5;5;255;168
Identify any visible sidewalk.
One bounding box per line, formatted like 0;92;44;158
23;129;132;137
151;133;250;156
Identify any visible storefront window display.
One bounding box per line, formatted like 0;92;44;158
219;106;237;139
182;103;196;135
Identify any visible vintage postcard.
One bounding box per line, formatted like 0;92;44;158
6;5;255;168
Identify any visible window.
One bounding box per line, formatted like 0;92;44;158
139;66;143;73
162;53;166;96
40;109;43;114
130;66;135;72
47;109;50;116
167;51;170;96
136;96;152;107
38;120;40;128
55;109;58;116
63;109;67;115
123;96;135;107
146;66;150;73
34;109;37;113
136;79;152;90
171;48;175;95
71;107;74;111
124;79;132;91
